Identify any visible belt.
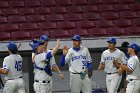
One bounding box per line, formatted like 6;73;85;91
106;72;117;75
7;76;22;80
35;80;50;83
71;72;82;74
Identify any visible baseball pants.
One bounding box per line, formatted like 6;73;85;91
3;78;25;93
106;73;122;93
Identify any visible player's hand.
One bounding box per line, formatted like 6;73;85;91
59;73;64;80
113;59;121;69
56;39;60;48
63;46;68;55
117;68;124;75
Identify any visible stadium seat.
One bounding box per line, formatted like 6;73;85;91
39;22;57;29
47;14;64;21
52;7;67;14
115;19;132;27
35;7;51;14
71;0;87;5
77;20;95;29
56;0;72;6
103;0;119;4
9;0;24;7
98;5;114;12
58;21;76;30
27;15;45;22
3;8;19;15
20;8;35;15
8;15;26;23
120;11;138;19
1;24;19;32
126;26;140;35
41;0;56;6
31;31;49;38
0;1;9;8
83;5;98;12
0;17;8;23
11;31;31;40
133;18;140;26
87;0;102;4
25;0;41;7
95;19;113;27
67;6;83;13
130;3;140;11
101;12;119;20
0;32;11;40
83;13;101;20
107;27;126;36
20;23;38;30
69;29;89;36
50;30;70;38
118;0;133;3
114;4;130;11
88;28;108;36
65;13;83;21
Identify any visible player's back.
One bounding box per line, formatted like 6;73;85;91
4;54;23;80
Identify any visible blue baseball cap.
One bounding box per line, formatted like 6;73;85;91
128;43;140;51
7;42;17;50
71;35;81;41
40;35;49;42
106;37;116;43
32;41;45;51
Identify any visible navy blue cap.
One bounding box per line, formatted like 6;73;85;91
71;35;81;41
106;37;116;43
128;43;140;51
40;35;49;42
32;39;39;44
7;42;17;50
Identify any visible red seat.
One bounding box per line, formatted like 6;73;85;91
0;10;2;15
69;29;89;36
50;30;70;38
36;7;50;14
98;5;114;12
31;31;50;38
0;1;9;8
88;28;108;36
133;18;140;26
87;0;102;4
103;0;119;4
9;1;24;7
0;32;11;40
52;7;67;14
27;15;45;22
11;31;31;40
118;0;133;3
67;6;83;13
58;21;76;30
65;13;83;21
120;11;138;19
47;14;64;21
56;0;71;6
3;8;19;15
115;19;132;27
39;22;57;29
8;15;26;23
125;26;140;35
130;3;140;11
114;4;130;11
71;0;87;5
107;27;126;36
95;19;113;27
1;24;19;32
41;0;56;6
0;17;8;23
101;12;119;20
25;0;41;7
83;5;98;12
20;23;38;30
20;8;35;15
77;20;95;29
83;13;100;20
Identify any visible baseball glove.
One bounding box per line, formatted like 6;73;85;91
113;59;121;69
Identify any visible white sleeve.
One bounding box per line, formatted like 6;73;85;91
86;48;92;63
120;51;127;64
65;49;71;64
50;56;56;66
3;57;10;71
127;58;137;71
100;52;105;64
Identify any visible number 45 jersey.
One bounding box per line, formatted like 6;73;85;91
3;54;23;80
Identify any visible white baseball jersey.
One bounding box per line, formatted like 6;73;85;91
65;46;92;73
126;55;140;81
3;54;23;80
100;48;127;73
34;50;56;81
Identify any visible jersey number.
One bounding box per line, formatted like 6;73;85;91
82;61;87;66
15;61;22;71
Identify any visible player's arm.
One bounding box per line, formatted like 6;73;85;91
98;52;105;70
32;52;36;63
119;64;132;73
0;68;8;74
51;39;60;56
52;65;64;79
0;58;9;74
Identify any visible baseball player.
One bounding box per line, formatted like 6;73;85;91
0;42;25;93
60;35;92;93
98;37;127;93
113;43;140;93
33;39;61;93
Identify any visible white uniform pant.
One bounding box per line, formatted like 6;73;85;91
3;78;25;93
126;80;140;93
106;73;122;93
33;80;52;93
70;73;91;93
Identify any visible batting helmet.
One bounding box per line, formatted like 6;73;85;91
40;35;49;42
6;42;17;50
71;35;81;41
106;37;116;43
128;43;140;51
